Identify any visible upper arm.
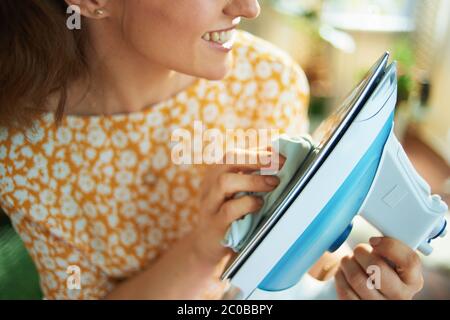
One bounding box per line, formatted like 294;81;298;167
252;57;310;136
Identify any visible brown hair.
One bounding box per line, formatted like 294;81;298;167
0;0;88;129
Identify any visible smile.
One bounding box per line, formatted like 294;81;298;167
202;27;237;47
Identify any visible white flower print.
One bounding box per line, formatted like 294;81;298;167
30;204;49;221
91;238;106;251
34;240;49;255
70;152;84;167
203;103;219;123
139;140;150;154
42;141;55;157
67;117;85;130
120;227;137;246
158;214;175;229
42;256;56;270
152;147;168;170
0;127;8;142
172;186;188;203
244;81;257;97
115;246;125;257
114;186;131;202
235;59;253;81
83;201;97;218
0;177;14;193
40;189;56;206
44;273;57;290
13;189;28;205
102;165;114;177
56;127;73;145
147;228;163;246
152;127;169;143
11;133;25;147
34;154;48;169
20;146;33;158
97;183;111;195
87;126;107;148
118;150;137;168
256;61;272;79
109;234;118;246
0;145;7;160
78;174;95;193
14;175;28;187
122;202;137;218
145;111;165;128
91;252;106;266
60;196;79;218
75;218;86;232
25;126;45;144
111;130;128;149
263;79;280;99
52;161;70;180
99;150;113;163
92;221;107;237
85;148;97;160
231;82;242;95
108;214;119;228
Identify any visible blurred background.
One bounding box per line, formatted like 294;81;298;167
240;0;450;299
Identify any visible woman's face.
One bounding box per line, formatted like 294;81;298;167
104;0;261;80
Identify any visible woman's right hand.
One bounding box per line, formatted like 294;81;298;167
190;148;285;265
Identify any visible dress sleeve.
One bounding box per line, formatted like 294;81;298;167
3;202;115;300
253;59;310;137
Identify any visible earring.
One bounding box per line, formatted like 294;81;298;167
94;9;105;16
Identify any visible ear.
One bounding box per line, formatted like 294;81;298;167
65;0;111;19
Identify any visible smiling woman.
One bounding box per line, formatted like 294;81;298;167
0;0;310;300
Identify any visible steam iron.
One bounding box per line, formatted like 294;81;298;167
221;52;448;299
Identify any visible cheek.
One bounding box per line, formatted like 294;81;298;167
122;2;232;80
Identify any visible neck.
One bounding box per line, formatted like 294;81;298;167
64;23;197;116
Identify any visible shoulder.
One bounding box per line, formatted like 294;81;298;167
218;31;310;134
227;30;309;97
0;115;54;208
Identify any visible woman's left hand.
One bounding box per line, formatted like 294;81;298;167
334;237;424;300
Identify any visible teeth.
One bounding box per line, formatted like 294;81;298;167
220;31;227;43
202;29;235;45
212;32;220;42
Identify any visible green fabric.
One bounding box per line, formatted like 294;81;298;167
0;213;43;300
223;134;316;251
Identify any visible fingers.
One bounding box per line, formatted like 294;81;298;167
223;149;285;173
339;255;386;300
217;195;264;228
219;172;280;198
369;237;423;291
335;270;360;300
352;244;410;299
202;172;280;215
214;149;286;175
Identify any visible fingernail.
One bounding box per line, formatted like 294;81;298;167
370;237;382;246
265;176;280;186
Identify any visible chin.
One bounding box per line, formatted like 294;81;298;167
200;59;233;81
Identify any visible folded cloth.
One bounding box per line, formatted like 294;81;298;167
222;134;316;252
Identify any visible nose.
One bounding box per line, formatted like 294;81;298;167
224;0;261;20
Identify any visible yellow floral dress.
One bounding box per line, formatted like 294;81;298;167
0;31;309;299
